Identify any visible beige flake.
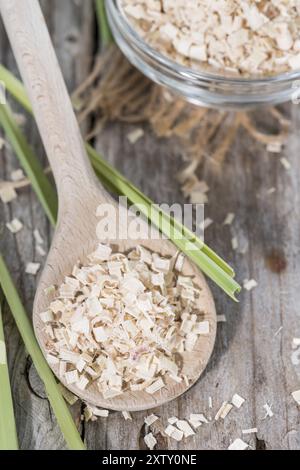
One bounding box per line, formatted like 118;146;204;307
292;390;300;406
121;0;300;77
263;403;274;418
6;218;23;234
146;378;165;395
228;438;249;450
144;414;159;426
215;402;228;421
223;213;235;226
33;229;44;245
220;403;233;420
217;315;226;323
167;417;178;425
25;262;41;275
232;394;245;409
292;338;300;349
176;420;195;438
0;340;7;365
144;432;157;450
0;185;17;203
11;169;25;182
127;128;144;144
280;157;291;171
58;383;78;405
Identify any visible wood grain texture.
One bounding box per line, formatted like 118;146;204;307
1;0;300;450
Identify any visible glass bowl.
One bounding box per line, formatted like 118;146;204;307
105;0;300;110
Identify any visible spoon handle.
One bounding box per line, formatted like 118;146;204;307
0;0;98;205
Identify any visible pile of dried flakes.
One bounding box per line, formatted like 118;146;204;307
41;244;210;398
121;0;300;76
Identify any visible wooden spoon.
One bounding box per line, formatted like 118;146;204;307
0;0;216;411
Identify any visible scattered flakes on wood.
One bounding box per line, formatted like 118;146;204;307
199;218;213;231
44;285;56;296
34;229;44;245
223;213;235;226
231;393;245;409
242;428;258;435
228;438;249;451
267;142;283;153
144;432;157;450
280;157;291;171
42;244;208;398
231;237;238;251
243;279;258;291
167;416;178;425
292;338;300;349
266;187;276;195
57;383;78;406
263;403;274;418
36;245;47;257
215;401;228;421
87;406;109;418
165;424;184;442
144;414;159;426
0;340;7;365
13;112;26;126
25;262;41;275
208;396;213;408
127;128;144;144
146;378;165;394
6;218;23;234
291;390;300;406
0;185;17;203
217;314;226;323
121;0;300;77
291;349;300;366
220;403;233;420
11;169;25;182
83;406;94;422
122;411;133;421
176;420;195;438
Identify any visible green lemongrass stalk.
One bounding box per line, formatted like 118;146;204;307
0;301;18;450
95;0;113;48
0;104;57;226
0;66;240;299
88;146;240;300
0;256;85;450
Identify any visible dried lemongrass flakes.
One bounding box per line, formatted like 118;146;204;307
42;244;210;399
121;0;300;77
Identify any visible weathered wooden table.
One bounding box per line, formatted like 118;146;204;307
1;0;300;450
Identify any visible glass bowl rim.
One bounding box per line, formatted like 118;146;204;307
107;0;300;86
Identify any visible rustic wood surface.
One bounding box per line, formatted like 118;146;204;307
1;0;300;450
